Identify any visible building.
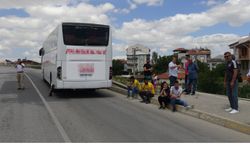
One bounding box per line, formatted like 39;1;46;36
208;55;225;71
173;48;211;64
126;44;150;74
0;59;7;65
173;48;189;64
229;36;250;76
187;48;211;63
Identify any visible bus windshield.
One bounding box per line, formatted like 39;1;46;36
62;24;109;46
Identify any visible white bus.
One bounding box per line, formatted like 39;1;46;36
39;22;112;95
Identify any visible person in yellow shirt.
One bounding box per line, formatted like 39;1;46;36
139;79;155;104
127;76;141;98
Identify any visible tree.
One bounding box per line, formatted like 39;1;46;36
197;61;225;95
213;63;226;77
152;51;158;65
112;59;124;76
153;55;173;74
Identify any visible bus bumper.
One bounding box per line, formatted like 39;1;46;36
55;80;112;89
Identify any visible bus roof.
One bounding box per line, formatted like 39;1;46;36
61;22;110;28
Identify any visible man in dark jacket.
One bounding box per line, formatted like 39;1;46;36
187;59;198;95
224;52;239;114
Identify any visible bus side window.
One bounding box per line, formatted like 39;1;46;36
64;34;72;44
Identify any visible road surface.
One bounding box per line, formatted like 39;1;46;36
0;66;249;142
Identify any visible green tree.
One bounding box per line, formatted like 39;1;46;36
153;55;173;74
152;51;158;65
213;63;226;77
197;61;225;95
112;59;124;75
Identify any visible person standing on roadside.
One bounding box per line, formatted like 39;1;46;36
184;55;191;93
247;68;250;83
247;69;250;77
187;58;198;95
168;57;181;87
143;60;152;81
224;52;239;114
15;59;25;90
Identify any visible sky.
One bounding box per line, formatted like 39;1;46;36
0;0;250;62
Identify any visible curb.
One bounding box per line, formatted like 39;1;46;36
110;82;250;135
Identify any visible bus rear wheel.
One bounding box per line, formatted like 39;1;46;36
49;73;54;96
42;69;46;82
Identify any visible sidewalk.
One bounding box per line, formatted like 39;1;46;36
111;80;250;135
182;92;250;125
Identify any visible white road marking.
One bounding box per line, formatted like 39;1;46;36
25;73;71;143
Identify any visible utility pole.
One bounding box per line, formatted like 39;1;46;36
133;48;136;76
132;47;140;76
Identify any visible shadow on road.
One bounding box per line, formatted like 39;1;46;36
54;89;115;99
0;81;44;106
0;81;16;94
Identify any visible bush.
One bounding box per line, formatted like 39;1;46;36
113;76;129;85
239;85;250;99
198;71;225;95
197;61;225;95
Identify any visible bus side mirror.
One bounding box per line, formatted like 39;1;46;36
39;48;44;56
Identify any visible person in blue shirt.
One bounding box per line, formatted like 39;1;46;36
187;59;198;95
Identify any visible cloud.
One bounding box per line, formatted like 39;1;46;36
115;0;250;56
131;0;164;6
201;0;225;6
0;0;69;9
0;1;115;61
1;0;250;61
124;0;163;13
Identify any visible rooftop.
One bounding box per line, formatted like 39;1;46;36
229;36;250;48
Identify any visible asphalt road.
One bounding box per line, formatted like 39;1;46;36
0;66;249;142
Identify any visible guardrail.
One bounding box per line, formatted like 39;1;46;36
0;64;41;69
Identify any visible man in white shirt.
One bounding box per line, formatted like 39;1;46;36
170;80;192;112
247;69;250;83
247;69;250;77
16;59;25;90
168;57;180;87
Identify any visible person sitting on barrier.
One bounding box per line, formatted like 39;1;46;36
158;81;170;109
139;79;155;104
127;76;141;98
170;80;193;112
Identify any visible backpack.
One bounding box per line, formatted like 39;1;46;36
236;62;243;82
